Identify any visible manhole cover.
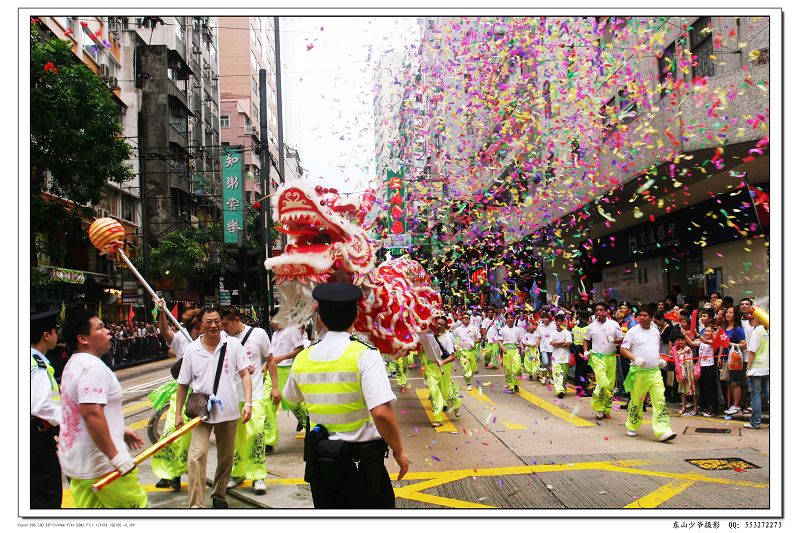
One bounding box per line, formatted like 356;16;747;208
685;458;761;471
683;426;741;436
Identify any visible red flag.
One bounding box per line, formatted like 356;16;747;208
171;303;179;319
711;328;730;352
128;306;135;329
748;185;769;228
664;310;680;322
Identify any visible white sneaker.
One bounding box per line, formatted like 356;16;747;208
431;421;443;427
724;406;742;415
596;412;606;420
626;430;637;437
253;480;266;495
540;377;547;384
466;384;472;391
454;407;462;418
227;476;245;489
658;431;677;442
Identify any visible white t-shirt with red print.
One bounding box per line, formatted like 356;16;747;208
58;353;126;479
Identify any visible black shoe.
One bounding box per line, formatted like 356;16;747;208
212;497;228;509
170;477;181;491
155;478;171;489
443;405;448;412
557;392;564;398
296;421;305;432
514;385;520;393
620;403;628;410
265;445;274;455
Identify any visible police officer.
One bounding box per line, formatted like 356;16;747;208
30;310;62;509
282;282;410;508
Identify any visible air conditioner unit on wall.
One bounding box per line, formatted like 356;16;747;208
107;76;119;89
192;45;202;55
99;64;109;77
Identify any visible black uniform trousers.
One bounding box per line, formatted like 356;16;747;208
308;439;395;509
30;423;62;509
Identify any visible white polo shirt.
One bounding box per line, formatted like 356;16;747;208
178;335;249;423
585;319;622;354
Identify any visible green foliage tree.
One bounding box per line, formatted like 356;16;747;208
30;24;133;280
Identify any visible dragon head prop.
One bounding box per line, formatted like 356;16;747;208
264;181;378;285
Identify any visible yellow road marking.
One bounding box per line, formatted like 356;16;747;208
625;480;695;508
123;400;152;415
129;417;151;431
500;419;527;430
464;386;495;404
515;387;595;427
397;490;495;509
415;388;457;433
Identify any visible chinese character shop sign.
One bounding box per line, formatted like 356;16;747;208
387;169;406;236
222;147;245;245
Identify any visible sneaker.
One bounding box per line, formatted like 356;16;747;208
474;370;479;375
503;388;514;394
620;403;629;410
400;385;407;393
658;431;677;442
626;430;638;437
296;420;305;432
724;406;742;415
548;379;554;385
681;411;692;417
743;423;760;430
454;407;462;417
212;497;229;509
514;385;520;393
466;384;472;391
253;480;267;495
596;412;606;420
685;402;694;409
227;476;245;489
491;366;498;370
432;421;443;427
744;407;753;414
557;392;564;399
540;377;547;384
155;478;171;489
701;411;713;418
688;410;697;416
265;445;274;455
170;476;181;491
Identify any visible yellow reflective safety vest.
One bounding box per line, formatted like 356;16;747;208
571;324;588;346
31;353;60;400
291;340;372;433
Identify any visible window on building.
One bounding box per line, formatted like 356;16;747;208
174;18;185;45
252;76;258;96
690;16;715;78
54;17;75;35
658;42;676;98
82;26;103;63
221;115;230;128
121;195;135;223
251;50;258;72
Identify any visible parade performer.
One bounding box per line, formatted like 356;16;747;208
150;301;203;491
582;302;623;420
393;350;410;393
283;282;409;508
497;314;524;393
30;310;62;509
521;322;540;381
619;308;676;442
419;316;462;427
534;312;557;384
570;310;591;396
269;308;309;435
453;313;481;390
483;313;501;370
58;310;148;508
263;181;441;373
222;307;280;496
550;314;573;398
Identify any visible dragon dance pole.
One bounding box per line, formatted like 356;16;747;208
88;218;191;342
92;416;204;492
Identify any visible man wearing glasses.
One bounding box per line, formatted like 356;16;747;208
175;308;252;508
30;309;62;509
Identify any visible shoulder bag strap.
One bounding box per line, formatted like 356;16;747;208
212;343;227;396
240;326;254;347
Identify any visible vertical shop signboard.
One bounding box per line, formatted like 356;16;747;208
222;146;245;246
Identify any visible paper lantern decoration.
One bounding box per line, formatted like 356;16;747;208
88;217;126;255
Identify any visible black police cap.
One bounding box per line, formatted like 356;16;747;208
31;309;59;330
312;282;363;305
